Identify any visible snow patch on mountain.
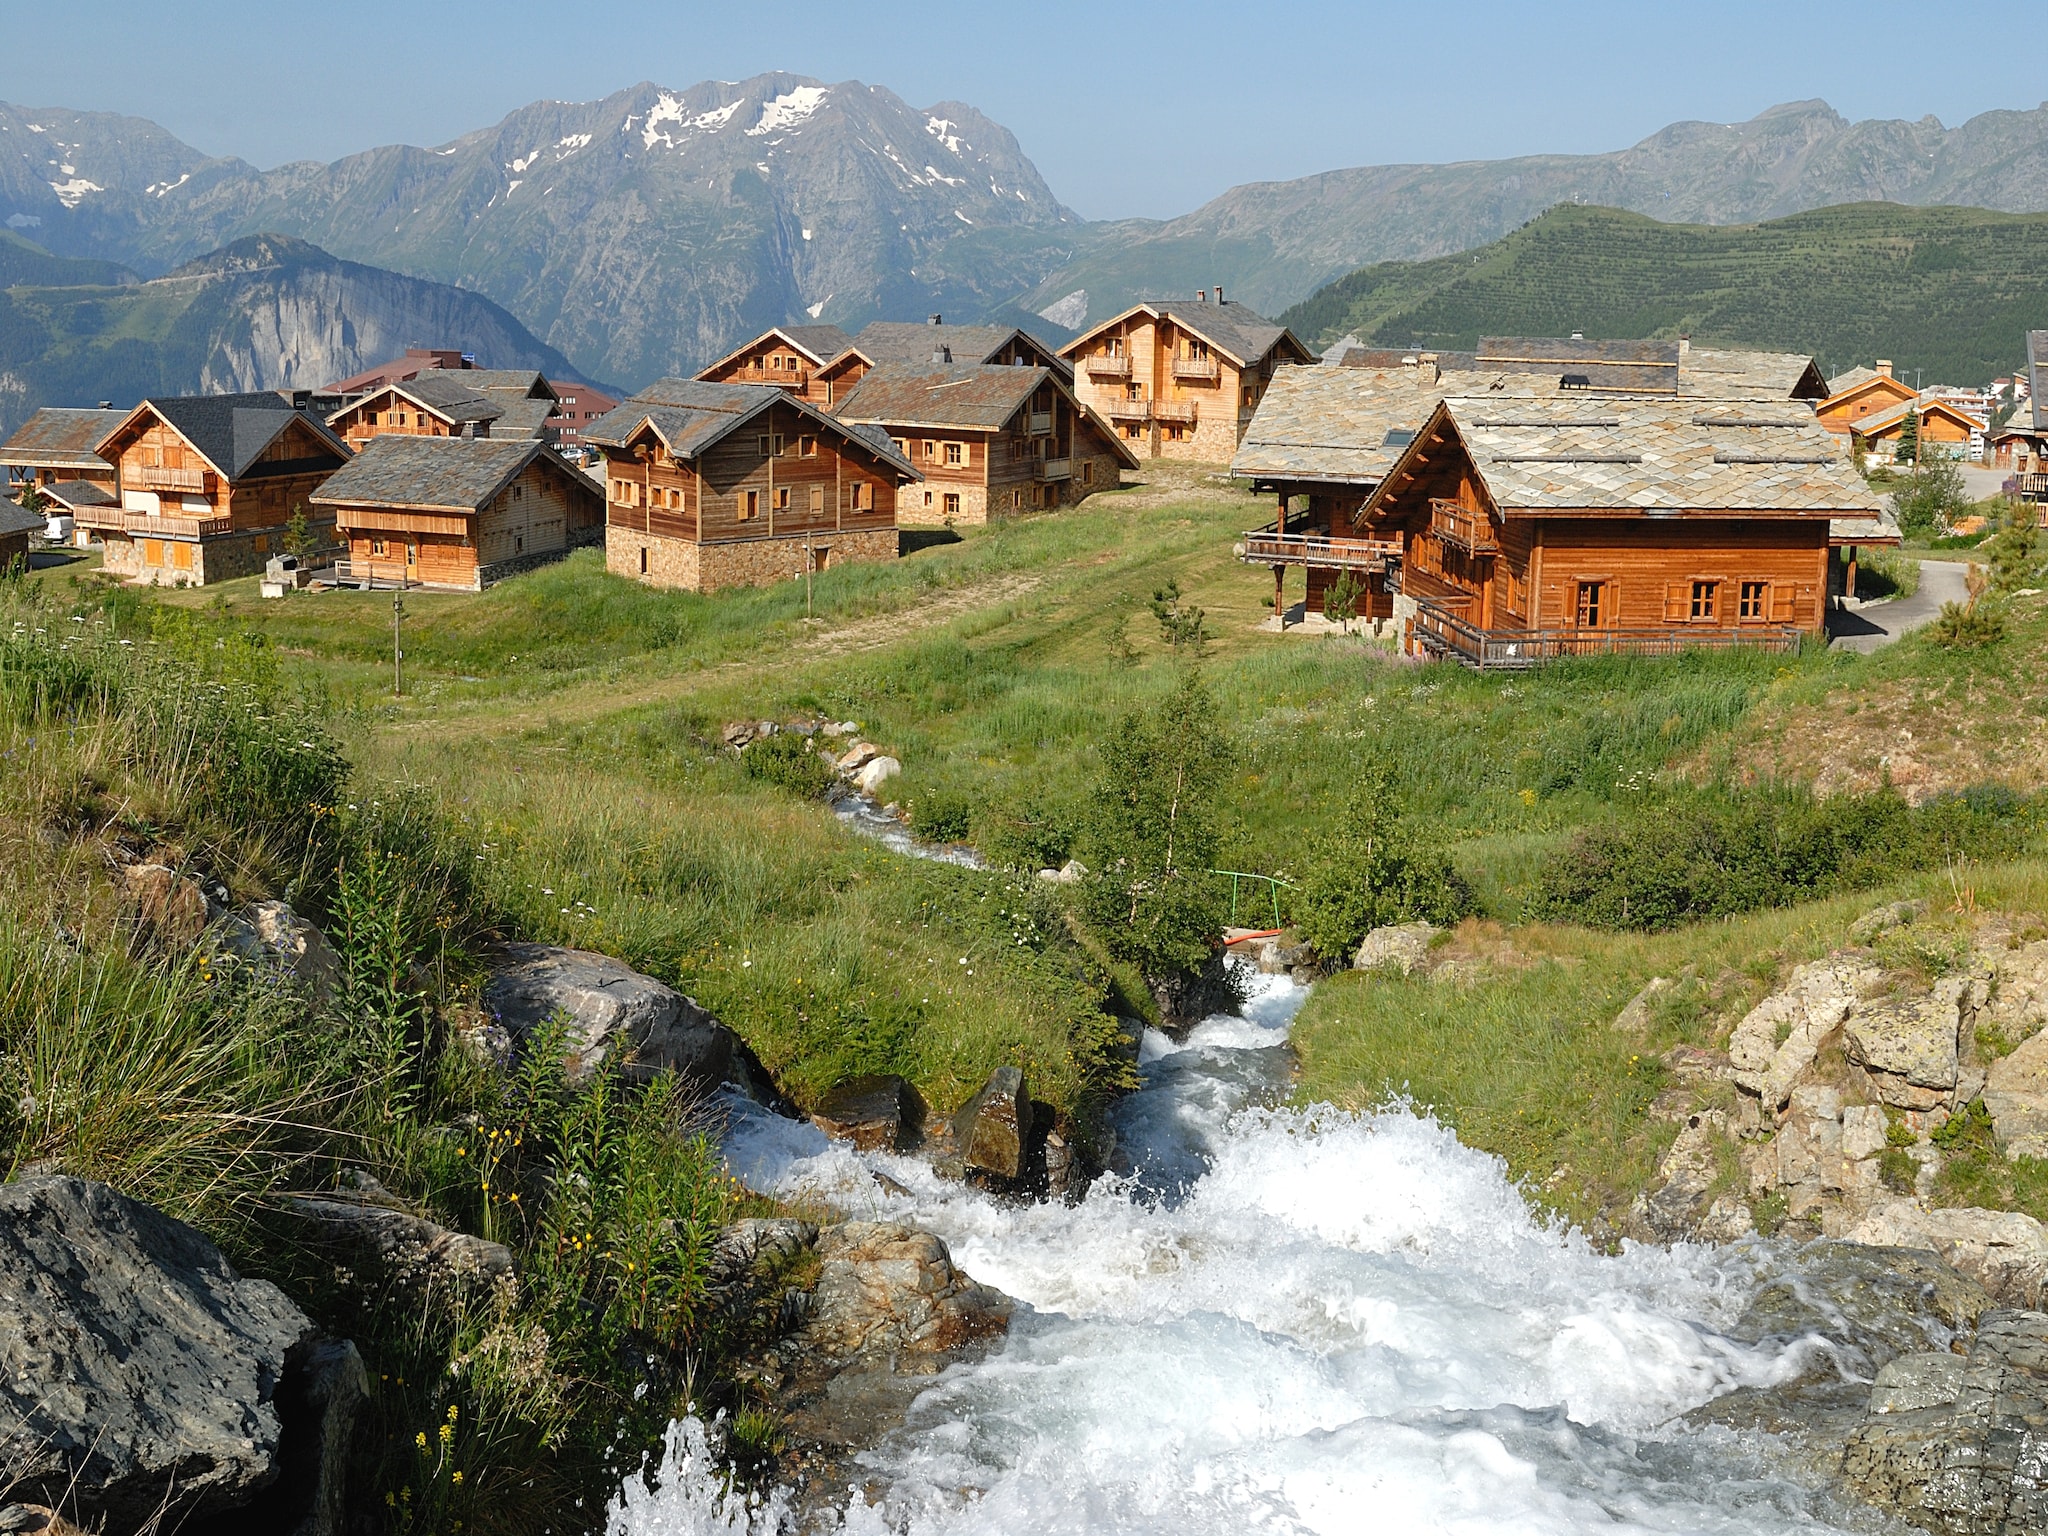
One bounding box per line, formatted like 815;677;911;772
48;177;103;208
926;117;966;155
748;86;829;137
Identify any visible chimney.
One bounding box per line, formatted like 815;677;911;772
928;313;942;326
1571;330;1584;341
1678;335;1690;359
1196;289;1207;303
932;344;952;364
1213;285;1224;304
1877;359;1894;377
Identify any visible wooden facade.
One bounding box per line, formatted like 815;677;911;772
0;406;123;506
327;383;496;450
83;395;350;586
1815;364;1918;435
587;380;918;593
1851;397;1986;462
834;364;1135;524
1061;296;1312;463
695;326;858;408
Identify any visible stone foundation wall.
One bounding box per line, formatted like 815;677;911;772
901;485;989;527
607;528;897;593
103;522;337;588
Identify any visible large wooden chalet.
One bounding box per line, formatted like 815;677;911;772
833;363;1134;523
0;405;123;534
1815;361;1919;436
695;317;1069;413
1356;397;1883;667
1992;332;2047;488
1851;396;1986;463
585;379;918;592
310;435;602;590
1062;293;1313;462
83;393;351;586
326;371;559;451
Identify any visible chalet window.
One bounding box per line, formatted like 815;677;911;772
893;438;909;458
922;440;937;461
776;487;791;511
1739;581;1769;620
639;547;648;574
1242;387;1256;407
924;491;934;507
810;486;824;513
742;489;759;521
1082;462;1094;485
943;493;961;517
944;442;964;466
799;435;817;457
850;482;868;511
1690;581;1718;621
371;538;387;556
1575;581;1606;629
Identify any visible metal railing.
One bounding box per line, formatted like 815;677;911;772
1085;354;1132;378
1413;601;1802;671
1237;531;1400;569
1172;357;1221;382
1430;498;1498;555
1209;869;1296;929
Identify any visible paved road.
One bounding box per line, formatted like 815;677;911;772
1827;559;1971;653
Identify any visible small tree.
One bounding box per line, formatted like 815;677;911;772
1895;408;1920;465
17;483;48;518
283;502;313;561
1321;571;1363;632
1077;668;1232;985
1991;498;2040;591
1292;758;1471;964
1149;579;1208;656
1893;455;1969;539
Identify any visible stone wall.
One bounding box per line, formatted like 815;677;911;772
607;527;897;593
901;484;988;527
103;526;318;588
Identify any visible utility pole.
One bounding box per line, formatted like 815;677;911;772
392;593;405;697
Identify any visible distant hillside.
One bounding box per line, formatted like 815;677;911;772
1013;99;2048;327
0;233;581;438
1277;202;2048;384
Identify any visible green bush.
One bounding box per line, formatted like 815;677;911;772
1929;600;2006;650
904;785;975;842
973;798;1078;872
1292;763;1473;962
1530;784;2034;931
1894;456;1971;538
739;730;835;798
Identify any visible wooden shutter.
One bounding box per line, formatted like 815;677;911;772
1769;584;1794;622
1663;582;1689;622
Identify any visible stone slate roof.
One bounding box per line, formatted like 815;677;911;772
489;398;559;440
1066;299;1301;370
37;479;118;511
1401;397;1882;515
848;321;1067;376
1849;396;1987;437
459;369;557;400
836;363;1049;431
1477;338;1679;394
697;325;856;376
1681;347;1828;400
309;435;559;513
1830;502;1903;547
138;394;350;479
584;378;919;478
335;374;505;428
0;501;45;537
0;407;122;468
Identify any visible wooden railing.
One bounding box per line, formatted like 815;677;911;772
1027;411;1053;435
1153;399;1198;425
724;365;808;388
1085;354;1132;378
1430;498;1498;555
72;507;232;539
1237;531;1401;569
1035;457;1072;482
1104;398;1153;422
333;558;418;589
126;465;210;493
1172;357;1220;382
2013;472;2048;498
1413;602;1801;671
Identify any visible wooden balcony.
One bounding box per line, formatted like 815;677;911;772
1430;498;1498;555
724;365;808;389
127;465;211;494
1034;457;1072;482
72;507;232;539
1153;399;1199;425
1105;398;1153;422
1172;357;1220;383
1238;531;1401;570
1413;602;1800;672
1085;354;1132;379
1027;411;1053;435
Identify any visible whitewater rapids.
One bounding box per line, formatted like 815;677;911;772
611;969;1874;1535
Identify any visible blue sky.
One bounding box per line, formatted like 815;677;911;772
7;0;2042;219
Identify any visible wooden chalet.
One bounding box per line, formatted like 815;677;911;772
1850;397;1986;462
832;362;1135;523
0;406;122;529
1816;361;1919;435
694;317;1069;413
694;325;858;408
323;350;604;445
310;435;602;590
83;393;352;586
0;501;41;570
1352;397;1883;668
584;379;919;593
327;374;511;449
1063;292;1313;462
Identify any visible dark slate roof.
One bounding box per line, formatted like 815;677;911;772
852;322;1021;365
309;435;561;513
835;363;1048;431
781;324;856;363
462;369;557;400
489;399;559;440
0;500;45;537
389;374;506;422
140;394;351;478
0;406;121;468
1150;300;1297;368
37;479;118;511
585;378;918;477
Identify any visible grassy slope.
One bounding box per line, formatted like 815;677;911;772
1277;202;2048;383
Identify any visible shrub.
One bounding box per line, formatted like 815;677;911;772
1893;456;1970;538
1291;761;1473;962
904;785;975;842
973;798;1078;873
1530;784;2033;931
739;730;835;798
1928;599;2007;650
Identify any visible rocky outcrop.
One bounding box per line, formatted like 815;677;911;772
1841;1308;2048;1536
799;1223;1011;1363
1847;1200;2048;1310
1727;956;1885;1112
812;1074;926;1153
855;755;901;795
1984;1031;2048;1159
282;1176;514;1292
212;898;341;999
951;1066;1033;1182
1630;1110;1753;1242
1352;921;1439;977
0;1176;355;1534
482;944;757;1092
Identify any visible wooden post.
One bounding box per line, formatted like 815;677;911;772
1272;563;1285;628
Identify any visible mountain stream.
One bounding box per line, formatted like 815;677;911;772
611;966;1892;1535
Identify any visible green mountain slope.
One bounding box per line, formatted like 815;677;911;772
0;233;581;438
1277;202;2048;383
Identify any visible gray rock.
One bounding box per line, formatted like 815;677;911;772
1148;952;1241;1027
0;1176;315;1530
1632;1112;1725;1240
251;1336;369;1536
1728;957;1883;1111
1868;1351;1968;1415
1847;1200;2048;1309
1984;1030;2048;1160
1849;899;1929;945
856;755;901;794
836;740;879;772
1845;975;1974;1109
1983;939;2048;1049
1352;921;1438;976
953;1066;1033;1182
1735;1241;1990;1368
812;1075;926;1153
282;1189;514;1290
1612;975;1674;1032
211;899;340;1000
482;943;740;1088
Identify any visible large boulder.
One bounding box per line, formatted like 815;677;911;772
282;1181;513;1292
1148;952;1240;1027
812;1075;926;1153
482;944;740;1089
855;755;901;795
1840;1308;2048;1536
1728;957;1883;1111
1984;1031;2048;1161
1352;921;1438;977
951;1066;1033;1182
1847;1200;2048;1309
1844;975;1975;1110
1983;938;2048;1047
799;1222;1011;1364
0;1176;335;1532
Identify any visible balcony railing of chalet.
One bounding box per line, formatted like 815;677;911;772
1034;457;1072;482
1429;498;1498;555
1104;398;1153;422
1085;354;1132;378
1152;399;1199;425
2015;471;2048;499
127;465;211;494
1027;411;1053;435
1413;602;1801;672
726;365;809;388
1171;357;1221;383
332;559;418;590
1236;531;1401;570
71;507;232;540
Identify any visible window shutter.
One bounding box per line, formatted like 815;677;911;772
1769;584;1794;622
1663;582;1688;623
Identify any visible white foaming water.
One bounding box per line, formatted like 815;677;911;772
616;967;1861;1535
